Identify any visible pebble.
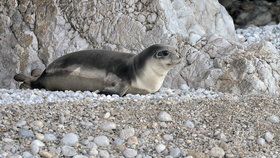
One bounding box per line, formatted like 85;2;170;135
44;133;57;142
35;133;45;140
120;127;135;140
264;132;274;142
61;133;79;146
185;120;195;129
127;136;139;145
39;150;53;158
89;148;98;156
104;112;111;118
32;121;44;129
62;146;77;157
100;121;117;131
19;129;35;138
180;84;189;90
163;134;173;141
73;155;88;158
210;146;225;158
31;140;45;154
158;112;172;122
267;115;280;123
257;138;266;145
16;120;27;127
99;149;110;158
114;138;125;145
155;144;166;153
22;151;33;158
123;148;138;158
169;147;181;158
94;135;110;146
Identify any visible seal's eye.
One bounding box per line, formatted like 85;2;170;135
156;50;169;58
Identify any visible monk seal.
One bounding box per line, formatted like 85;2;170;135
14;44;181;96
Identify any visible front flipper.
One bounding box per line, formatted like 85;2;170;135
99;82;129;97
98;72;130;96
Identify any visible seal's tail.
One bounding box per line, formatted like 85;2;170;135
14;68;43;89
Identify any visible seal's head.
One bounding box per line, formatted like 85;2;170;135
134;44;181;76
132;44;182;93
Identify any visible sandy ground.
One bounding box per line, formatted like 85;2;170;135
0;94;279;158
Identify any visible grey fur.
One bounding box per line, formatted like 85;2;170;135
14;44;181;96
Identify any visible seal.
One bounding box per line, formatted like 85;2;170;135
14;44;181;96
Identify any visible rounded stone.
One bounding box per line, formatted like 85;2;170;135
100;121;117;131
169;147;181;158
120;128;135;140
73;155;88;158
61;133;79;146
44;133;57;142
127;136;138;145
94;135;110;146
19;129;35;138
210;146;225;158
185;120;195;129
62;146;77;157
155;144;166;153
123;148;138;158
267;115;280;123
31;140;45;154
163;134;173;141
257;138;266;145
158;112;172;122
99;150;110;158
264;132;274;142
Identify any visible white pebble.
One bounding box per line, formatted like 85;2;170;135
73;155;88;158
44;133;57;142
267;115;280;123
257;138;266;145
62;133;79;146
155;144;166;153
99;150;110;158
185;120;195;129
22;151;33;158
180;84;189;90
31;140;45;154
158;111;172;122
94;135;110;146
123;148;138;158
100;121;117;131
163;134;173;141
169;147;181;158
264;132;274;142
120;128;135;140
210;146;225;158
62;146;77;157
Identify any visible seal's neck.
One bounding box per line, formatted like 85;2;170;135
131;58;169;93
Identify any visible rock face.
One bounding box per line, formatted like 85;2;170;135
0;0;279;95
219;0;280;28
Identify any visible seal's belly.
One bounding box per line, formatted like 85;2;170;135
41;67;115;91
43;75;108;91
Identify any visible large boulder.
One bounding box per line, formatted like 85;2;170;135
2;0;279;96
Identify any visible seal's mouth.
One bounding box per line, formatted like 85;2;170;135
167;59;182;66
